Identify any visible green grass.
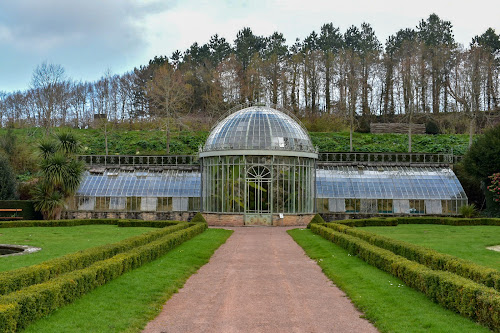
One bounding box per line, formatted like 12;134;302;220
0;225;154;271
288;228;490;333
22;228;233;333
364;224;500;270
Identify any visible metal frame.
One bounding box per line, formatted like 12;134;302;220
202;155;315;214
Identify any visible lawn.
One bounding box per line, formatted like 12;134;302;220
364;224;500;270
289;228;490;333
0;225;154;271
21;228;232;333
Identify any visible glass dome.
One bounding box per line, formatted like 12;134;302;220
201;105;316;157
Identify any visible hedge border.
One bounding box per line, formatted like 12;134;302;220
325;222;500;292
0;223;206;332
334;216;500;227
310;223;500;331
0;222;189;296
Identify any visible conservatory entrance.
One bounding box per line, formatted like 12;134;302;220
245;165;272;226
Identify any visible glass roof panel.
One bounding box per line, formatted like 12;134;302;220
316;166;467;200
77;170;201;197
204;106;315;153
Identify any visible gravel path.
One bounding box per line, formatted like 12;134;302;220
143;227;378;333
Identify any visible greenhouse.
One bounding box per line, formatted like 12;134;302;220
69;104;468;224
316;166;467;215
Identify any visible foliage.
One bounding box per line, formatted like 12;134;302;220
459;203;478;218
32;131;84;220
325;222;500;290
487;173;500;204
309;223;500;331
290;229;490;333
0;222;189;295
190;212;207;223
0;223;206;331
307;213;325;228
332;216;500;227
0;128;471;157
425;118;440;134
21;229;232;333
0;155;17;200
463;124;500;181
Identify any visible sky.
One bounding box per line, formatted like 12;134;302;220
0;0;499;92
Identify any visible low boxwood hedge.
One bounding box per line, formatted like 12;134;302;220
0;222;189;296
115;220;182;228
0;223;206;332
190;212;206;223
310;223;500;331
335;216;500;227
325;222;500;292
0;219;119;228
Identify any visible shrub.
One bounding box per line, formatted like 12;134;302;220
459;203;478;218
425;118;441;134
0;223;206;331
323;222;500;292
0;222;188;295
307;213;325;228
190;212;207;223
487;173;500;205
310;224;500;331
0;155;17;200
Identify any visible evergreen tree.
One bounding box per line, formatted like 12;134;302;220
0;154;16;200
417;13;456;114
33;131;84;220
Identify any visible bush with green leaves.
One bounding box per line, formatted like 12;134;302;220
0;223;206;332
190;212;207;223
310;223;500;331
323;222;500;291
32;131;84;220
463;124;500;212
463;124;500;181
0;155;17;200
459;203;478;218
488;173;500;205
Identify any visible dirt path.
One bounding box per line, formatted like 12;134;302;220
143;227;378;333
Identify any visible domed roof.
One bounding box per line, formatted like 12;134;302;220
200;105;317;158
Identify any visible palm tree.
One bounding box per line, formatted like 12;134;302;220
33;130;84;219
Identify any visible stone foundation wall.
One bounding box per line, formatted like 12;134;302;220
203;213;314;227
203;214;245;227
63;211;314;227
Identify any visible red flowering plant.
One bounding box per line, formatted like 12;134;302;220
487;173;500;203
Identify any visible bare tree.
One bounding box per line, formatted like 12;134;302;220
146;63;192;154
31;62;67;134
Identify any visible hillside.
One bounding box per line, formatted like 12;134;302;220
0;128;470;156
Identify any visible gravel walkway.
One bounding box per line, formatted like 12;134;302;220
143;227;378;333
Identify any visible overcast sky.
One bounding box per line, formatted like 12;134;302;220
0;0;499;92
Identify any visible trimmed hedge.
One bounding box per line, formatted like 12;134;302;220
0;219;119;228
334;216;500;227
0;201;41;220
0;219;192;229
190;212;207;223
0;223;206;332
0;222;189;296
307;213;325;229
310;223;500;331
115;220;182;228
325;222;500;292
